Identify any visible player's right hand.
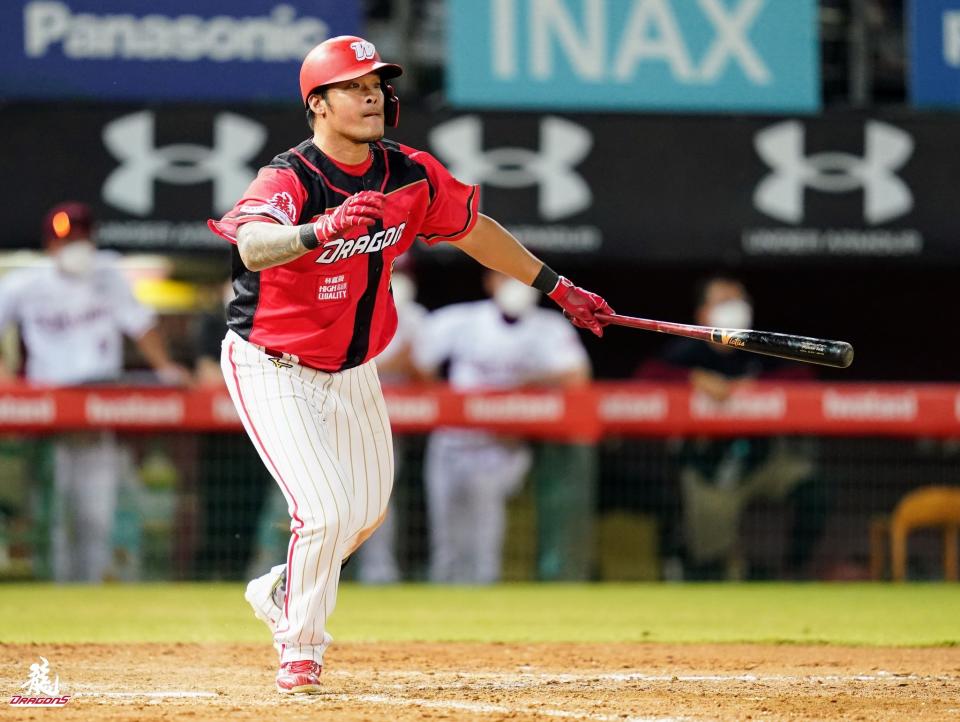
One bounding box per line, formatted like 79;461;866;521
311;191;385;242
547;276;614;337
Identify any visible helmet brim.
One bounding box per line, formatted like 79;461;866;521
373;62;403;80
313;60;403;89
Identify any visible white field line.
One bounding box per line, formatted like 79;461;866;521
72;691;218;699
315;693;688;722
333;669;956;685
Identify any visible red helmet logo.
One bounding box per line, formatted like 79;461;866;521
349;40;376;61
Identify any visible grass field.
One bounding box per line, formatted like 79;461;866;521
1;582;957;646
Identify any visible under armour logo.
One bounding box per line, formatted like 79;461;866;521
429;116;592;221
754;120;914;225
102;111;267;216
350;40;375;61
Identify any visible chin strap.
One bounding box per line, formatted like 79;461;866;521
383;83;400;127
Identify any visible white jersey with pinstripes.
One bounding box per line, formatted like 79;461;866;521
221;329;393;663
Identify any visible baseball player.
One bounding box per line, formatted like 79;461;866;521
0;202;188;582
415;271;591;583
208;36;612;694
242;267;424;584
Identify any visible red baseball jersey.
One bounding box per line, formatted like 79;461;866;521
209;139;479;371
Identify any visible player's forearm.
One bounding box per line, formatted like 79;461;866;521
136;329;190;385
136;327;172;369
237;222;311;272
454;214;544;285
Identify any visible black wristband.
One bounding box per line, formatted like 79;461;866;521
532;265;560;294
298;224;319;250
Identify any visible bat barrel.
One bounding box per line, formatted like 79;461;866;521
720;330;854;369
596;313;854;369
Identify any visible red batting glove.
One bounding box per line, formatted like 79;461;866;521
547;276;614;337
311;190;385;243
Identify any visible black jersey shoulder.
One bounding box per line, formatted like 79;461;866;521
268;139;432;213
375;139;432;197
379;139;436;201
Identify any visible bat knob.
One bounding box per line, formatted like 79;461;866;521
836;342;855;368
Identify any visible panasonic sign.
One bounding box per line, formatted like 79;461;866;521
0;0;361;101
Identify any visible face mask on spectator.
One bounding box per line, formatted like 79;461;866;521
707;299;753;329
56;240;95;277
493;278;539;318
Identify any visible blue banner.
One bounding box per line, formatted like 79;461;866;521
447;0;819;113
909;0;960;107
0;1;360;101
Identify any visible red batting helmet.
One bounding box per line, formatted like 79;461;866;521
42;201;93;243
300;36;402;99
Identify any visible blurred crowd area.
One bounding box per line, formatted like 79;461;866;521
0;0;957;586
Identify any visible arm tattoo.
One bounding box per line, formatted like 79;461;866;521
237;223;310;271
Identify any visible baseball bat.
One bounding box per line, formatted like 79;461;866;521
595;313;854;368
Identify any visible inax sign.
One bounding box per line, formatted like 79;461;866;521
447;0;819;112
0;0;360;101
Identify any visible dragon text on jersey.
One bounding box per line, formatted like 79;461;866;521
315;222;407;264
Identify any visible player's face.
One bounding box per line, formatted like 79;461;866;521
319;72;385;143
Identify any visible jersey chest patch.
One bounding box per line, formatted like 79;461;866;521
314;222;407;265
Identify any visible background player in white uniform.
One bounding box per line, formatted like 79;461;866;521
414;272;591;583
0;202;188;581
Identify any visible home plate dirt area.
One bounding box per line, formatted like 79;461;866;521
3;643;958;721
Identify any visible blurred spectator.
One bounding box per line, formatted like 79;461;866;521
193;280;272;579
414;271;591;584
353;265;427;583
636;276;831;580
0;202;188;582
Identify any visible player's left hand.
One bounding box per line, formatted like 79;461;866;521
547;276;614;337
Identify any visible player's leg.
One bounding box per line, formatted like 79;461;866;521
354;436;405;583
50;438;75;582
222;336;350;675
354;506;399;583
70;433;121;582
465;443;533;584
425;433;464;582
326;360;395;556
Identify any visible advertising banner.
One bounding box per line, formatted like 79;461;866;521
0;383;957;438
909;0;960;107
0;0;359;101
447;0;820;112
1;105;957;263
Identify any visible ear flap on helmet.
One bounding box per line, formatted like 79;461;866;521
383;83;400;128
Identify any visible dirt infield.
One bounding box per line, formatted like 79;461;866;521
3;642;958;721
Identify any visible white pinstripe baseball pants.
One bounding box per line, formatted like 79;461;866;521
221;330;394;664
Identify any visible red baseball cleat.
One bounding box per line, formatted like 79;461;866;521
276;660;322;694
